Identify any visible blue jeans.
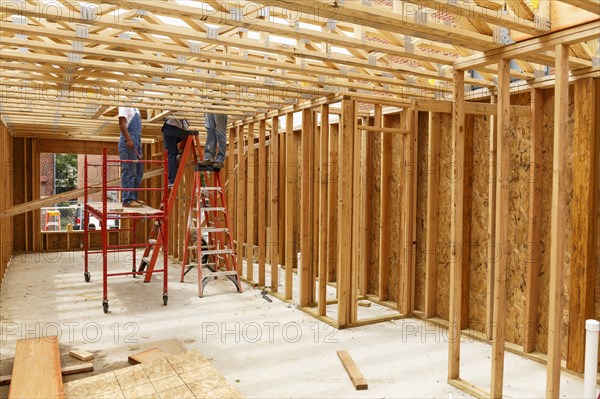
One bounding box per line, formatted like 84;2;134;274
162;124;188;184
118;113;143;204
204;113;227;163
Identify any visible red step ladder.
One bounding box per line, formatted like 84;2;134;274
181;164;241;297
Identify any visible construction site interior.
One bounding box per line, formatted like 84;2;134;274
0;0;599;398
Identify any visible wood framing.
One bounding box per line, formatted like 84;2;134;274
284;112;297;300
318;104;329;316
269;117;280;292
300;109;314;307
547;44;570;398
258;120;267;287
425;112;441;318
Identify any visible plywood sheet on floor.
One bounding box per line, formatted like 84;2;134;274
63;350;242;399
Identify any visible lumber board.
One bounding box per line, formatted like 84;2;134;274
1;169;164;218
486;95;498;341
236;126;247;282
0;363;93;386
284;112;297;300
425;112;441;318
461;114;474;329
337;350;368;390
360;116;373;297
327;123;340;285
337;99;356;327
490;58;511;399
258;120;267;287
566;79;599;370
448;69;465;381
318;105;330;316
378;108;392;301
127;348;169;365
300;109;313;307
68;349;94;362
547;43;570;398
246;122;256;283
524;89;544;353
270;117;280;292
8;337;63;399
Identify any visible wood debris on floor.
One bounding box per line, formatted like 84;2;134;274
63;350;243;399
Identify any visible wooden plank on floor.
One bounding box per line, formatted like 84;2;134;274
337;350;368;390
270;117;280;292
128;348;169;365
300;109;313;307
8;336;63;399
425;112;441;318
491;57;511;399
1;363;93;386
448;69;465;381
318;105;330;316
524;88;543;353
258;120;267;287
378;105;391;301
69;349;94;362
546;43;569;399
566;78;599;371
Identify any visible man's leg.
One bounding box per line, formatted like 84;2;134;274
119;145;136;204
214;114;228;164
204;113;217;162
133;137;144;201
163;129;179;185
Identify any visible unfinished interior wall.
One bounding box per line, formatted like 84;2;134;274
0;120;13;287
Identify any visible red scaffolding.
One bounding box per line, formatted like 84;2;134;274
83;148;169;313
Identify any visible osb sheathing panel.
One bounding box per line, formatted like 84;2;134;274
536;87;575;356
435;113;453;319
414;112;429;312
504;92;534;345
467;114;491;331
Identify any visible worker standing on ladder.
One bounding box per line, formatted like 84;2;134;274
118;106;144;208
200;113;227;170
162;117;189;188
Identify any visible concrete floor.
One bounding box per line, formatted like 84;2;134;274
0;251;593;398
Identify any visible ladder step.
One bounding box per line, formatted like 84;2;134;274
202;227;230;233
148;239;157;245
187;248;234;256
200;187;222;192
202;270;239;278
201;207;226;212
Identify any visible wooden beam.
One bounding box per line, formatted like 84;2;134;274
258;119;267;287
448;69;465;381
524;89;544;353
338;99;356;327
425;112;441;318
246;122;256;283
318;105;330;316
300;109;313;307
236;126;247;282
1;168;164;218
546;43;570;398
360;116;372;297
461;114;474;329
284;112;297;300
491;58;511;399
559;0;600;15
327;122;339;285
454;20;600;70
337;350;368;390
566;78;599;372
269;117;280;292
486;95;498;341
378;106;391;301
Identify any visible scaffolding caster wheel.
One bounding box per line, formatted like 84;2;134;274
163;294;168;306
102;300;109;314
84;272;91;282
